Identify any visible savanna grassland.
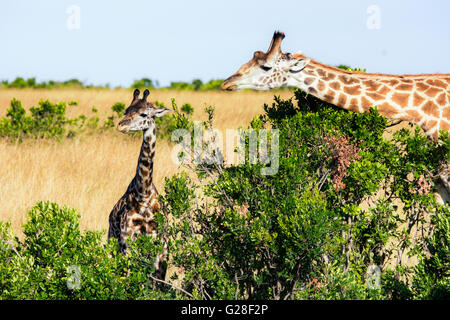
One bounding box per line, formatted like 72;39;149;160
0;88;293;237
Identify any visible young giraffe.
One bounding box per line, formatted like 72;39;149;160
108;88;170;279
221;31;450;201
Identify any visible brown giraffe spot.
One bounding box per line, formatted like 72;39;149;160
366;91;385;101
391;92;410;106
377;85;391;95
133;219;143;226
363;79;381;91
443;107;450;120
304;77;315;85
405;110;421;123
426;79;448;89
323;72;336;80
308;87;318;94
343;85;361;95
422;101;440;118
416;82;430;92
424;87;442;98
339;75;358;85
337;94;347;106
317;80;326;91
349;97;360;111
147;220;157;232
386;79;399;86
413;92;426;106
323;90;335;102
141;159;150;167
423;119;438;132
348;104;359;113
396;83;413;91
151;201;161;213
436;93;447;106
140;167;149;176
431;130;439;140
317;69;327;77
330;81;341;90
303;68;316;76
441;120;450;132
361;96;373;110
378;102;398;118
400;79;413;84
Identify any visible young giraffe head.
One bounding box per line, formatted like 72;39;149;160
117;89;170;133
221;31;310;91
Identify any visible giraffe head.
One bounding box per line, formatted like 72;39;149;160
117;89;170;133
221;31;310;91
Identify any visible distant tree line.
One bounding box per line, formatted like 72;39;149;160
0;77;224;91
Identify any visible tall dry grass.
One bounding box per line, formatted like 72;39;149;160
0;88;293;237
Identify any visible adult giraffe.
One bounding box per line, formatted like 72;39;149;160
221;31;450;201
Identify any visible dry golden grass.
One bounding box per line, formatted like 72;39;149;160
0;88;293;237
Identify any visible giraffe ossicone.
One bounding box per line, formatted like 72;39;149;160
108;88;170;280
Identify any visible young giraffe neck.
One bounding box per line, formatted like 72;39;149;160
288;55;450;139
134;126;157;202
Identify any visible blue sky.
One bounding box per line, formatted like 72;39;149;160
0;0;449;87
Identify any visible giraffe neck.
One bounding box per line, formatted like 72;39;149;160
134;126;157;202
287;56;450;139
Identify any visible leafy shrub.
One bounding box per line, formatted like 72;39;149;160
158;89;449;300
0;98;79;140
131;78;158;89
0;99;136;140
0;201;176;300
152;99;195;139
411;206;449;299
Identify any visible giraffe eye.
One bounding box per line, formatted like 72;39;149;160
140;113;148;118
260;65;272;72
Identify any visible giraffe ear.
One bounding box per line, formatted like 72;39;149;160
154;108;171;118
289;58;310;73
133;89;140;101
142;89;150;101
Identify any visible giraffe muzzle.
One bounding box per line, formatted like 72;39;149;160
117;120;131;133
221;79;238;91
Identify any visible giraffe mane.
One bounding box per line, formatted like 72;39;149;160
292;53;450;79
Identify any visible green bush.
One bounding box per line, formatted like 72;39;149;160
411;206;449;299
131;78;157;90
0;99;136;140
158;89;449;300
0;98;77;140
0;201;177;300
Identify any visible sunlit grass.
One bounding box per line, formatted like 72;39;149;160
0;88;293;237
